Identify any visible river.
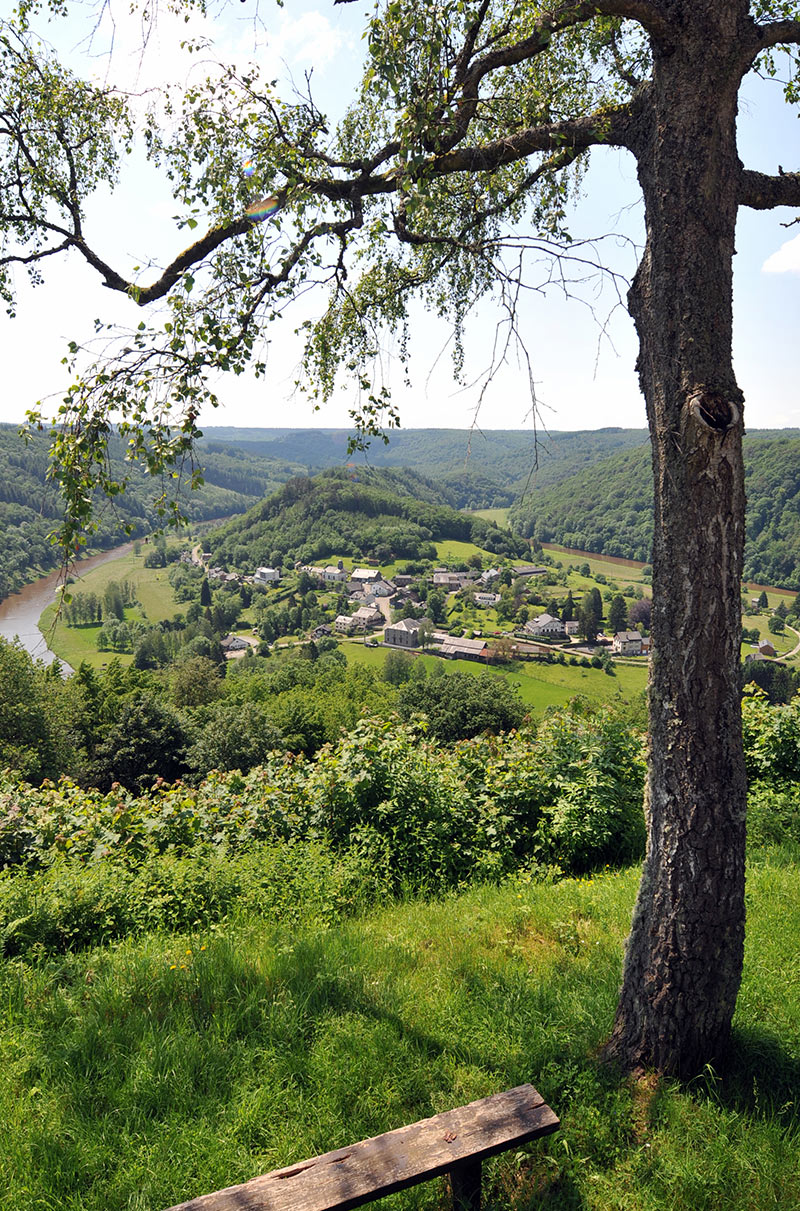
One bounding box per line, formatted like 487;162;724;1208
0;543;134;671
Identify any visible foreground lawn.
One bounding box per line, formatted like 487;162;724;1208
3;853;798;1210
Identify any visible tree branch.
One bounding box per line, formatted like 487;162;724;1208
429;104;638;174
22;92;632;310
132;218;253;304
392;146;584;250
754;18;800;51
739;167;800;210
433;0;666;153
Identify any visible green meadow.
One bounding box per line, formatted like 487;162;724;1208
39;547;189;670
541;545;652;589
470;507;512;527
3;852;799;1211
342;640;649;713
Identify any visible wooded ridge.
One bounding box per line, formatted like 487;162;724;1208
0;425;305;601
206;467;529;568
4;424;800;598
511;433;800;589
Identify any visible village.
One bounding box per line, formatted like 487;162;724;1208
193;548;654;667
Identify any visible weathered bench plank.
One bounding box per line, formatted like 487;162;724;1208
166;1084;558;1211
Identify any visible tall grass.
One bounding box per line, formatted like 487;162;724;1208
2;854;799;1210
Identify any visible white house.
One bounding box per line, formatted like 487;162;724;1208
474;592;501;607
324;563;348;582
221;634;249;652
253;566;280;584
524;613;566;638
352;605;384;629
336;607;383;634
384;617;425;647
612;630;644;655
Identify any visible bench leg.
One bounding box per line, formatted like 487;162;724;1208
450;1158;481;1211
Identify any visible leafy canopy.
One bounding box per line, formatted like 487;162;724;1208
0;0;798;553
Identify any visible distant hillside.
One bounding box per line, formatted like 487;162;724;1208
510;434;800;588
202;425;650;508
207;467;529;568
0;426;304;601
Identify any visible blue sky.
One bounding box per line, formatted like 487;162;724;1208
1;0;797;434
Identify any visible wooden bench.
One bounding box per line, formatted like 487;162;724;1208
165;1084;558;1211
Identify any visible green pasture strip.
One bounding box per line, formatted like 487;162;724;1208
435;539;494;562
342;642;648;712
68;549;185;623
542;544;651;585
38;603;132;670
470;507;511;526
2;858;799;1211
36;546;198;668
743;583;797;605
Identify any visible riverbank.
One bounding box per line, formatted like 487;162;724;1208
0;543;135;669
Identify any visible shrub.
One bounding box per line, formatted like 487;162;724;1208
0;841;388;957
0;702;650;957
747;781;800;849
742;694;800;781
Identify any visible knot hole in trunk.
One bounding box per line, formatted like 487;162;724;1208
686;388;739;433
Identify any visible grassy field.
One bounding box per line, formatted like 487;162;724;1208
435;538;496;562
470;507;512;527
3;850;799;1211
741;614;798;661
40;546;189;669
541;545;652;589
342;641;648;713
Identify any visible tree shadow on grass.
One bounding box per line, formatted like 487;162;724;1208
692;1026;800;1128
30;925;611;1209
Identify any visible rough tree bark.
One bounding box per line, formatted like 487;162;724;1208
605;0;750;1074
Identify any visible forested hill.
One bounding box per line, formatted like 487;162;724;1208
207;467;529;567
0;426;304;602
510;434;800;588
201;426;650;509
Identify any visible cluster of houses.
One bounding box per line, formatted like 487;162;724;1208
190;549;652;662
383;617;494;661
519;614;649;655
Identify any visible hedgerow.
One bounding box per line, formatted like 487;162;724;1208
2;693;798;957
0;704;647;955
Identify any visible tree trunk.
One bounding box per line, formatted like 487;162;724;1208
604;2;749;1075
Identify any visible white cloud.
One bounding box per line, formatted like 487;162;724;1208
762;233;800;275
77;5;348;103
268;12;346;73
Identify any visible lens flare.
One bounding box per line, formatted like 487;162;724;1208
242;159;255;178
246;195;281;222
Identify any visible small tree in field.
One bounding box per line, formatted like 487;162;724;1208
2;0;800;1075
